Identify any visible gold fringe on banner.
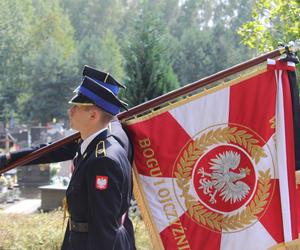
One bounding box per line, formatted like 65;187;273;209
132;164;165;250
126;64;272;250
269;236;300;250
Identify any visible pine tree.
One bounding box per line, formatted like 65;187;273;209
122;2;179;107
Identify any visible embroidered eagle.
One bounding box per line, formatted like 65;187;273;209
97;178;107;187
198;151;251;204
96;176;108;190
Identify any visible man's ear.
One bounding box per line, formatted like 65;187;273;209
89;108;100;121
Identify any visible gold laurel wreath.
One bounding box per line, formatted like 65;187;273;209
269;116;276;129
175;126;271;232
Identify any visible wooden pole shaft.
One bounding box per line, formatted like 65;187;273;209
0;48;285;174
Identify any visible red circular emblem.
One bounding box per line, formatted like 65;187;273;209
173;125;275;232
192;145;256;213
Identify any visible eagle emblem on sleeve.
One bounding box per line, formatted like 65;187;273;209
96;176;108;190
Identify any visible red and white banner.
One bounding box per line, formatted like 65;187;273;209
125;60;298;250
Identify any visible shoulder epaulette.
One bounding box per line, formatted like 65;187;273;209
95;140;106;157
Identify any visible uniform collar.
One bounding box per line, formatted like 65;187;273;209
80;128;108;155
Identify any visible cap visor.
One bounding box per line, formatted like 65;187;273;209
69;93;94;105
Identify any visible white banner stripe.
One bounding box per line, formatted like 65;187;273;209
276;70;292;242
256;135;277;179
169;87;230;138
129;66;293;249
220;220;277;250
139;175;186;232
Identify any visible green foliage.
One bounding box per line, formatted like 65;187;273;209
0;0;34;123
173;0;255;85
0;0;260;125
122;2;179;106
0;211;63;249
98;30;125;81
19;0;78;124
61;0;126;41
238;0;300;87
18;42;78;124
78;30;124;81
131;216;153;250
238;0;300;52
0;211;152;250
0;0;78;125
29;0;76;58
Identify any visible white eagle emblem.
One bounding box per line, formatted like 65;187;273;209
96;176;108;190
198;151;250;204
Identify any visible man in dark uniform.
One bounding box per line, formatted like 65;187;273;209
0;68;135;250
61;75;133;249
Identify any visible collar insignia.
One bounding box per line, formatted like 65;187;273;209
96;141;106;157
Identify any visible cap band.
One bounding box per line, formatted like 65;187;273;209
97;80;119;95
78;86;120;115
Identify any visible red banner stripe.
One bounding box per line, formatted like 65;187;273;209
228;71;276;144
160;212;222;250
258;179;284;243
127;112;191;178
267;60;296;71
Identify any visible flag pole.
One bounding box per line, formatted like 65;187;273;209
2;43;299;174
118;47;286;120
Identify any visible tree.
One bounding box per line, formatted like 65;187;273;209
172;0;255;85
0;0;265;125
19;39;78;124
172;0;213;38
61;0;126;41
0;0;34;124
78;29;124;81
0;0;78;125
238;0;300;52
238;0;300;88
62;0;126;87
122;2;179;107
18;0;78;124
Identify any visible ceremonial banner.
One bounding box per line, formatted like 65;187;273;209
124;60;299;250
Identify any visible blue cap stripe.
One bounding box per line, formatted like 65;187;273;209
97;80;119;95
82;76;119;95
78;86;120;115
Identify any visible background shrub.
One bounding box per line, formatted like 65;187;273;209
0;210;152;250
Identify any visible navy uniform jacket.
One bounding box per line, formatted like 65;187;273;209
61;130;133;250
110;118;133;162
3;120;136;249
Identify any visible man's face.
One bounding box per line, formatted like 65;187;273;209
68;105;92;131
